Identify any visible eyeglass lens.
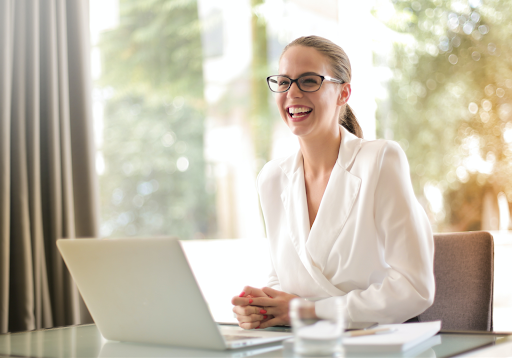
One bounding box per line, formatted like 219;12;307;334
268;75;323;93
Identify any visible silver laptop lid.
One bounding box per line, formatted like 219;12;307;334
57;237;226;350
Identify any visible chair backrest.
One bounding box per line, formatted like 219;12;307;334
418;231;494;331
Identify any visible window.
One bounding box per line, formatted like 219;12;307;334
90;0;377;240
90;0;512;330
201;7;224;58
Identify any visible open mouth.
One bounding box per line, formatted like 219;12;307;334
288;107;312;119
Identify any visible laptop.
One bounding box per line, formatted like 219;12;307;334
56;237;293;350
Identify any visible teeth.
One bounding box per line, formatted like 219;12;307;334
288;107;311;114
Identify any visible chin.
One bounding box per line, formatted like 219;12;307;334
286;122;313;138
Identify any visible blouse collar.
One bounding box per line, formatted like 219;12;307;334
278;125;363;178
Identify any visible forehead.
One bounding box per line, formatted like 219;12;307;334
279;45;331;77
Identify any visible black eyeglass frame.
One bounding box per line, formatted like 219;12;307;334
266;74;344;93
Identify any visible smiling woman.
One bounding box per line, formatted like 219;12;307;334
275;36;363;139
231;36;435;330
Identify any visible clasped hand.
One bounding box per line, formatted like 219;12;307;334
231;286;298;329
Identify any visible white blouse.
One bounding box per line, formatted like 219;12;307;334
257;125;435;324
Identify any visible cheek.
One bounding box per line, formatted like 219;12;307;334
316;93;338;118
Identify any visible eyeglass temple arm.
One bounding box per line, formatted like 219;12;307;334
324;75;344;84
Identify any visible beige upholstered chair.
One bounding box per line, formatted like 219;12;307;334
418;231;494;331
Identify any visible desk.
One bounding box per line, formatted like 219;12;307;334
0;324;510;358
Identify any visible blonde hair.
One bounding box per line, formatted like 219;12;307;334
282;36;363;138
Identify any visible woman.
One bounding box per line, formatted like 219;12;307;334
232;36;435;329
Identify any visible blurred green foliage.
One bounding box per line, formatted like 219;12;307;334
99;0;204;100
251;0;273;168
97;0;215;239
375;0;512;230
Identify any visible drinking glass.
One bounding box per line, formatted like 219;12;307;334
289;297;345;357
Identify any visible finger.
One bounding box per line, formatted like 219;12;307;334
242;286;270;298
239;321;261;330
260;314;272;323
249;297;275;307
258;306;276;317
262;287;281;298
232;296;259;306
236;314;265;323
258;316;282;329
233;305;266;316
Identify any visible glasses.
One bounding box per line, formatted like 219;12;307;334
266;74;344;93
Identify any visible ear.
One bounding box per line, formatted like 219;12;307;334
337;83;351;106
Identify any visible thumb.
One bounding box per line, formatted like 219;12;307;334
262;287;280;298
240;286;269;298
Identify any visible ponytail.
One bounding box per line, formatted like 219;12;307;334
340;104;363;138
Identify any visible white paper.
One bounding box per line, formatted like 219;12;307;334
343;321;442;352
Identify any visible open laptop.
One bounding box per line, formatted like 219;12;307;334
56;237;293;350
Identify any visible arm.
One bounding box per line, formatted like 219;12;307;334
316;141;435;324
257;164;281;291
267;251;281;290
231;165;282;329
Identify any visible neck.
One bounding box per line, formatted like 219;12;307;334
299;125;341;177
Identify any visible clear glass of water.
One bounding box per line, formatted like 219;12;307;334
289;297;345;357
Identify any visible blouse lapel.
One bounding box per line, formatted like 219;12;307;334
279;150;310;264
279;126;363;296
306;127;363;272
306;162;361;272
280;162;346;296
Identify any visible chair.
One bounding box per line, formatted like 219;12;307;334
418;231;494;331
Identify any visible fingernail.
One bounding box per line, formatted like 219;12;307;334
249;299;253;304
264;315;268;319
239;291;245;297
260;309;267;314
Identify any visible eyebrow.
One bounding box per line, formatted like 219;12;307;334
277;71;321;77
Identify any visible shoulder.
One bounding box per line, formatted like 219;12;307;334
358;138;401;155
349;139;410;184
257;158;283;187
256;153;292;194
356;138;408;168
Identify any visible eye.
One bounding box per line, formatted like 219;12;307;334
300;76;320;85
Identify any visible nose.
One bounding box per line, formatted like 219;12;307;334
287;81;303;98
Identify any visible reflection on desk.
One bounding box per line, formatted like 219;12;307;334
0;324;509;358
341;335;441;358
99;341;282;358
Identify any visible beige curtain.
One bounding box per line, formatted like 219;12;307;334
0;0;99;334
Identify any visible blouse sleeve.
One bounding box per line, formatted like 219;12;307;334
267;253;281;290
256;165;282;290
315;141;435;324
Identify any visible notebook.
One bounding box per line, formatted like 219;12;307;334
343;321;442;352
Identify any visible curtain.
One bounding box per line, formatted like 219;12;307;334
0;0;99;334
